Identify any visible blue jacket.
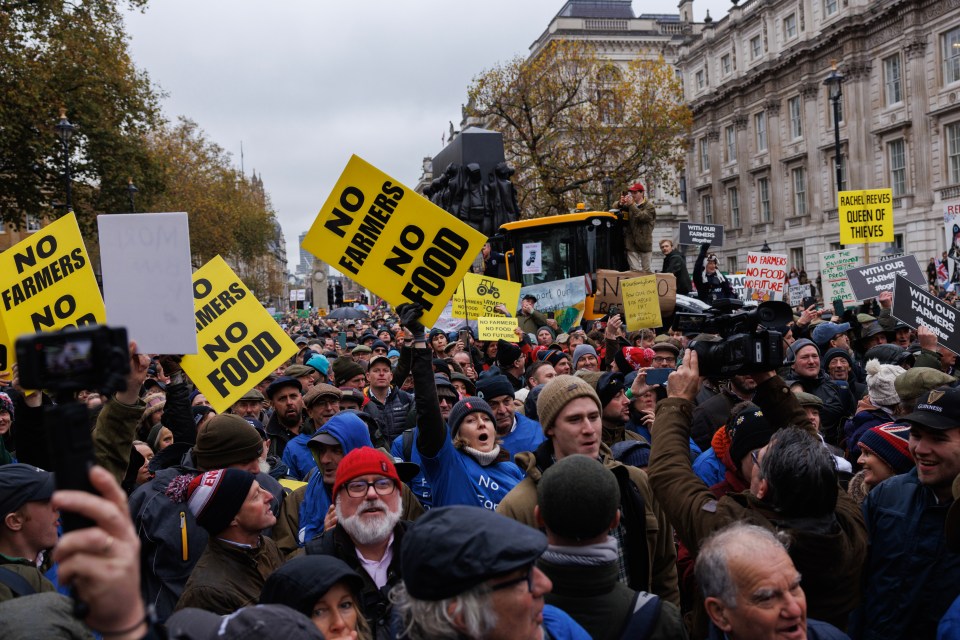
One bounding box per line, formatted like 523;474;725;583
501;412;547;459
390;428;432;509
297;413;374;546
941;594;960;640
281;432;317;481
851;468;960;640
543;604;591;640
708;618;848;639
692;448;726;487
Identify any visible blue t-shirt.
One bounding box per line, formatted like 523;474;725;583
501;412;546;460
390;428;432;510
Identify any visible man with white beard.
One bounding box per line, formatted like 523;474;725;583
304;447;407;640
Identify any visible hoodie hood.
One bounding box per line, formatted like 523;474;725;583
309;412;373;468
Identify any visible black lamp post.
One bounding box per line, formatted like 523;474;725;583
761;241;772;253
127;177;138;212
823;63;844;199
54;108;75;213
602;175;614;210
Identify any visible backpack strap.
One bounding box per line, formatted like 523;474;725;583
0;566;37;598
402;428;415;462
618;591;662;640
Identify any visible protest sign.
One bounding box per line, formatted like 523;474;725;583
181;256;298;413
521;242;542;275
744;252;788;302
477;316;519;342
679;222;724;247
594;270;676;318
518;276;587;333
727;274;747;301
838;188;894;245
0;213;105;374
819;249;860;307
451;273;521;320
845;255;926;301
301;155;486;327
945;201;960;285
892;275;960;355
788;283;811;306
98;212;197;354
620;276;662;330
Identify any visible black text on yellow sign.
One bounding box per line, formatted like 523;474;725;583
301;155;487;327
839;188;894;244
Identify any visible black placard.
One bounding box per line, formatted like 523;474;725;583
845;254;926;301
679;222;724;247
892;275;960;356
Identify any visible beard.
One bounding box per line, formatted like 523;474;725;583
336;496;401;545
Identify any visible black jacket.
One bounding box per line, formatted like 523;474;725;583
661;250;692;295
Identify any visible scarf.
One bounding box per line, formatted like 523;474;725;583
463;445;501;466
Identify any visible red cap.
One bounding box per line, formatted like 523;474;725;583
628;182;645;192
332;447;401;497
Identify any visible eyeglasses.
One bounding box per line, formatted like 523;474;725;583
751;450;760;467
652;356;676;364
489;565;534;593
344;478;396;498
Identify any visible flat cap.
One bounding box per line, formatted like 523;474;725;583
302;383;342;407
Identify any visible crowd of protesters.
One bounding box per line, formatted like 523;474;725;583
1;241;960;640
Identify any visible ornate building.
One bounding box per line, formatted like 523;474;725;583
679;0;960;274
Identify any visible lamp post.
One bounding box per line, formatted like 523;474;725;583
127;177;138;212
761;241;772;253
54;108;75;213
823;63;844;201
602;175;614;210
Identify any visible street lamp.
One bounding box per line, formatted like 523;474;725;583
127;177;138;212
761;241;772;253
54;107;75;213
602;175;615;210
823;62;844;199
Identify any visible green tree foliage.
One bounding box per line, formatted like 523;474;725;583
467;40;692;217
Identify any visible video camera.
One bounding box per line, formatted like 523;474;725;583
672;299;792;376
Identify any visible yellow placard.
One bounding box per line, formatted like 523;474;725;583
477;316;520;342
0;213;105;374
301;155;488;327
839;188;894;245
620;276;662;331
181;256;298;413
451;273;522;320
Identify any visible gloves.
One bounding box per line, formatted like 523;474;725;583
700;243;711;255
397;303;426;342
157;355;182;376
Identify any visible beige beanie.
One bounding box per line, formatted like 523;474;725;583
865;358;905;407
537;375;602;433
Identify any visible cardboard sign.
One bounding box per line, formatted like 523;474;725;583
521;242;542;275
301;155;487;327
892;275;960;355
839;188;894;244
518;276;587;333
98;212;197;354
744;252;788;302
594;270;676;317
788;283;812;306
819;249;860;306
0;213;105;374
679;222;724;247
845;255;926;301
180;256;298;413
477;316;519;342
451;273;521;320
620;276;662;330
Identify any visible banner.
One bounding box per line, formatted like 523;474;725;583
0;213;105;374
744;252;788;302
477;316;519;342
594;270;677;317
620;276;662;330
679;222;724;247
838;188;894;245
845;255;926;301
181;256;298;413
301;155;487;327
819;249;860;307
518;276;587;333
451;273;521;320
892;275;960;355
945;201;960;285
98;212;197;354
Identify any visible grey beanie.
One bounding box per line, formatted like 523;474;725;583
537;454;620;541
447;397;496;437
785;338;820;365
572;344;599;369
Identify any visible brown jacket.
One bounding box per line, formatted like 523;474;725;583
624;201;656;253
497;441;680;606
93;395;146;484
648;376;868;632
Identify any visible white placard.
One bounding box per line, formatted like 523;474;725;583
97;212;198;354
521;242;542;275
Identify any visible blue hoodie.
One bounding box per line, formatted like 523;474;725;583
501;412;547;458
390;428;432;509
297;412;373;546
282;431;318;481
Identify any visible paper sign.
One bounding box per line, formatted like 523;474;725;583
892;275;960;355
727;274;747;301
521;242;542;275
839;188;894;245
679;222;724;247
819;249;860;307
594;270;676;317
180;256;298;413
845;255;926;301
300;155;487;327
744;252;788;302
0;213;105;374
620;276;663;330
945;202;960;284
517;276;588;333
788;283;812;306
477;316;519;342
451;273;521;320
98;212;197;354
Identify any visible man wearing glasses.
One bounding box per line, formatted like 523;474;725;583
650;341;679;369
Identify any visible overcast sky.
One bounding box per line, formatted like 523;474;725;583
123;0;731;272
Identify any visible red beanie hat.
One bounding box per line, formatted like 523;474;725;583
332;447;401;498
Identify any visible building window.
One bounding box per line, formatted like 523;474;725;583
721;54;732;75
888;139;907;196
699;138;710;172
783;14;797;40
750;35;762;60
755;112;767;151
884;54;903;105
947;122;960;184
729;187;741;228
727;256;738;273
758;178;771;222
790;247;805;272
829;241;842;251
824;0;838;16
792;167;807;216
702;195;713;223
695;69;705;90
788;96;803;139
725;125;736;163
945;27;960;84
26;214;41;232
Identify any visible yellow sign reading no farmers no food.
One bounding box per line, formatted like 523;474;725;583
839;188;894;245
301;155;488;327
